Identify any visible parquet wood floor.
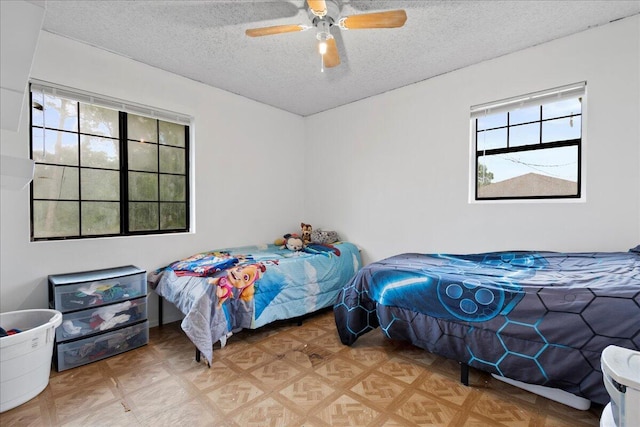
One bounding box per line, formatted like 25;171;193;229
0;309;602;426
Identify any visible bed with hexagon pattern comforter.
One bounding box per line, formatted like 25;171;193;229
334;249;640;405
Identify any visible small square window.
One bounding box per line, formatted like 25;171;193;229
471;83;585;201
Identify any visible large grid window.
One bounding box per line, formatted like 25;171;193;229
471;82;585;201
29;82;190;240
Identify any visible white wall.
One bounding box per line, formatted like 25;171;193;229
0;32;306;325
305;16;640;264
2;16;639;325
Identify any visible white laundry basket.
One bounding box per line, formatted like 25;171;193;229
0;309;62;413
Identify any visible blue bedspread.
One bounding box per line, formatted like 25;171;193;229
334;250;640;404
155;242;361;363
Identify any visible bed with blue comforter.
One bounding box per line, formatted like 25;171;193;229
153;242;361;364
334;248;640;405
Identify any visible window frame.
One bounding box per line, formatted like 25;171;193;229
470;82;586;203
29;81;191;241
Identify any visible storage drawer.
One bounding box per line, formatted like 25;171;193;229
55;320;148;371
56;296;147;342
49;266;146;313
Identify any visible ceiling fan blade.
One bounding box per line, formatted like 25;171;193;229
323;37;340;68
245;24;307;37
340;9;407;30
307;0;327;17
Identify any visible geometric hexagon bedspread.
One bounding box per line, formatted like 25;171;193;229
334;249;640;404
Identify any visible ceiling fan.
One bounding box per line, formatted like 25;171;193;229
245;0;407;69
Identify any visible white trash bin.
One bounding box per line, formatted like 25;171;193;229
600;345;640;427
0;309;62;413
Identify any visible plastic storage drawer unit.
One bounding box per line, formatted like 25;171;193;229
49;265;148;371
55;320;149;371
56;296;147;341
50;266;146;313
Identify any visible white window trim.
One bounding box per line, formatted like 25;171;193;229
468;82;587;204
29;80;195;239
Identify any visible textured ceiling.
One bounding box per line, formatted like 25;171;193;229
38;1;640;116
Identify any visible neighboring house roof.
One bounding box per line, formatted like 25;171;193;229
478;173;577;198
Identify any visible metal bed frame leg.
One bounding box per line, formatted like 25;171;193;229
158;294;163;327
194;348;210;367
460;362;469;386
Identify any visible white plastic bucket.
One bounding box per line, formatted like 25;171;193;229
0;309;62;413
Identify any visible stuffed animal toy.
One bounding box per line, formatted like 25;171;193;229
311;229;340;245
283;233;305;251
274;224;313;246
301;223;312;244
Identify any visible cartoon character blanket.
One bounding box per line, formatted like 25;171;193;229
334;250;640;404
153;242;361;364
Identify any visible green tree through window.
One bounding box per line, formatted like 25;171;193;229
30;86;190;240
477;163;494;186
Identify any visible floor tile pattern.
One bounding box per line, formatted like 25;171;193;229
1;308;603;426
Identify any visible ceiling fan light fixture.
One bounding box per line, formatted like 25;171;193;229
318;40;328;55
316;20;331;56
